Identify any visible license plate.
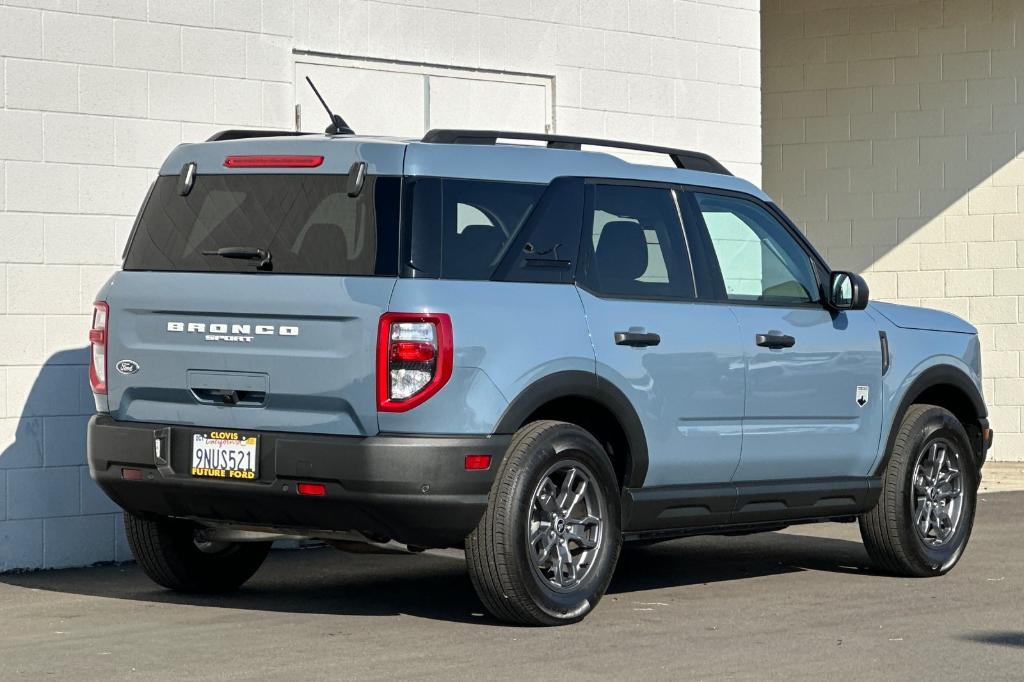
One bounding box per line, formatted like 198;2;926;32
191;431;258;481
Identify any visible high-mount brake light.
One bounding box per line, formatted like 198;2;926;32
377;313;453;412
89;302;109;394
223;155;324;168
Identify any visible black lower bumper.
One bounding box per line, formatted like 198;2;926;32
87;415;510;548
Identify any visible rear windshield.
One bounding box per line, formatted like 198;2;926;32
124;173;400;275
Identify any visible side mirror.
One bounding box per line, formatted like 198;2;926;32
829;271;869;311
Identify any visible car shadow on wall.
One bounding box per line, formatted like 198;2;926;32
0;531;871;625
1;347;92;466
0;348;104;571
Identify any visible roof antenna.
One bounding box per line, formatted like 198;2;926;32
305;76;354;135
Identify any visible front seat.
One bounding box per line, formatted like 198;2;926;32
594;220;648;294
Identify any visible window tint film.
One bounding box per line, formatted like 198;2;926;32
582;184;694;299
695;192;820;304
405;178;544;280
124;174;400;275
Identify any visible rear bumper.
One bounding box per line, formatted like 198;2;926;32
87;415;509;548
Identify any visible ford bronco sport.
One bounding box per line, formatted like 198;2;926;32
88;127;992;626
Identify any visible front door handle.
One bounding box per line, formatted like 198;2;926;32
615;331;661;347
755;333;796;349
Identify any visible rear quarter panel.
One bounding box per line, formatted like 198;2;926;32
381;280;594;435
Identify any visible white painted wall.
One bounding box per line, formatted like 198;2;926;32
0;0;761;571
762;0;1024;463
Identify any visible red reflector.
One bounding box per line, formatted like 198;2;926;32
88;328;105;344
390;340;436;363
121;467;144;481
297;482;326;497
223;155;324;168
464;455;492;471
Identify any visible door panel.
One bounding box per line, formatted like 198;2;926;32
689;190;884;482
577;183;744;488
581;292;745;487
728;306;884;480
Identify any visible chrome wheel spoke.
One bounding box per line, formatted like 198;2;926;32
916;501;932;536
535;478;559;514
563;480;588;516
556;468;579;510
556;541;575;584
535;536;556;568
931;444;946;483
565;528;596;550
529;523;550;546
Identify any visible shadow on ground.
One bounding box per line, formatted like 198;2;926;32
959;631;1024;649
0;529;872;625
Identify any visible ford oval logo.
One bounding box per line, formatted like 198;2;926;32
116;360;140;375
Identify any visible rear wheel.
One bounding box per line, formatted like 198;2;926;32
859;404;978;576
124;512;271;593
466;420;621;626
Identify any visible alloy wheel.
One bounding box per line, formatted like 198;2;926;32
911;438;965;547
527;461;606;592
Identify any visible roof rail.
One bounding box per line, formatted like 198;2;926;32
206;130;317;142
421;129;731;175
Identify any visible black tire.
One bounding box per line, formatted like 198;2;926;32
124;512;271;593
466;420;621;626
859;404;978;577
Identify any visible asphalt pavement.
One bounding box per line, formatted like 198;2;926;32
1;491;1021;680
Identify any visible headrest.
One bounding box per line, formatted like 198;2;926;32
595;220;648;282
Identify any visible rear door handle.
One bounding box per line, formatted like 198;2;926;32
615;331;661;347
755;333;796;349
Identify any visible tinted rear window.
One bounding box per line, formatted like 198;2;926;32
403;178;545;280
124;174;400;275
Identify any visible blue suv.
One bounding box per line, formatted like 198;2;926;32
87;128;992;625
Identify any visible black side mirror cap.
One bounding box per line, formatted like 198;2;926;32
829;271;869;311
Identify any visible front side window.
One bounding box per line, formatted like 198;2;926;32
581;184;695;299
124;173;400;276
695;192;820;305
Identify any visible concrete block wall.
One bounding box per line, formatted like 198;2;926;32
762;0;1024;462
0;0;761;571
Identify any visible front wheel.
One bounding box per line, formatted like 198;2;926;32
859;404;978;576
124;512;271;593
466;420;621;626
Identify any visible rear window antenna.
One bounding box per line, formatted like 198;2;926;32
305;76;355;136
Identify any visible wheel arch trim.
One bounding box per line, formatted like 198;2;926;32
875;364;987;476
493;370;650;488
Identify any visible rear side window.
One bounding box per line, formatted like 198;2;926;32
579;184;695;300
124;174;400;276
404;178;545;280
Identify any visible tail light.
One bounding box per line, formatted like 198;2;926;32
377;312;452;412
89;302;109;394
